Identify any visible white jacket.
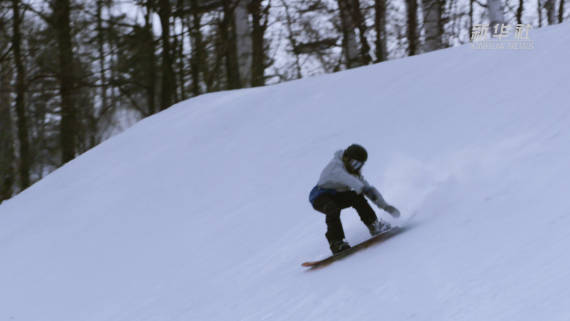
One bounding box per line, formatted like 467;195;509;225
317;150;370;193
315;150;389;209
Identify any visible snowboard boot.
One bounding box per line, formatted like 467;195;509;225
367;219;392;236
329;239;351;254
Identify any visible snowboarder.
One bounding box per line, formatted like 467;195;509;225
309;144;401;254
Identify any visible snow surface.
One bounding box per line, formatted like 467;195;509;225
2;24;570;321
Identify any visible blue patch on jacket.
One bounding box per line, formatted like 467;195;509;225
309;185;337;204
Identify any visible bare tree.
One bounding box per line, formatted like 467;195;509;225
405;0;418;55
516;0;524;24
158;0;175;110
278;0;310;77
351;0;372;64
543;0;557;24
337;0;362;67
175;0;186;101
250;0;269;87
234;0;253;87
144;0;157;115
12;0;31;187
337;0;372;68
487;0;505;33
538;0;543;27
49;0;78;164
188;0;204;95
94;0;108;147
0;37;15;201
186;0;212;95
375;0;388;62
469;0;474;38
422;0;444;52
221;1;241;88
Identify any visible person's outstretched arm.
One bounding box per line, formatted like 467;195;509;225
362;184;400;218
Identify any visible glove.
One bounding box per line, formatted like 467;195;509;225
384;205;401;218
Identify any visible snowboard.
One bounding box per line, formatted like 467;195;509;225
301;226;406;269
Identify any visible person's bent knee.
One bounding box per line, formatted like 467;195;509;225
313;195;340;216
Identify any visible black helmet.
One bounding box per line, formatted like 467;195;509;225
343;144;367;162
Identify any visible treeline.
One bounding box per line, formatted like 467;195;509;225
0;0;567;202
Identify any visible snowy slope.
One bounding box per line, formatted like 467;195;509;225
2;24;570;321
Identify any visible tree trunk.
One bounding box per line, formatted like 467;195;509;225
222;1;241;89
144;0;156;115
250;0;266;87
280;0;302;78
374;0;388;62
337;0;361;67
469;0;474;39
0;62;15;201
209;31;224;91
559;0;565;22
95;0;106;146
96;0;106;114
53;0;77;164
158;0;175;110
538;0;543;27
170;20;180;103
405;0;418;56
176;1;186;101
234;0;252;87
188;0;210;95
421;0;444;52
544;0;557;24
12;0;31;187
487;0;505;33
350;0;372;65
516;0;524;24
188;3;202;95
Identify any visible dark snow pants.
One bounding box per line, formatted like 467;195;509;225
312;191;378;243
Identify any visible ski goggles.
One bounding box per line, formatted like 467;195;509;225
348;159;363;171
